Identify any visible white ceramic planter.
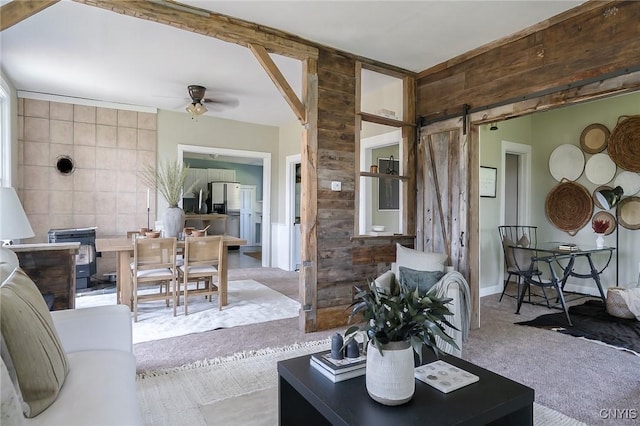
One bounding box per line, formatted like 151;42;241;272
365;340;415;406
163;206;185;238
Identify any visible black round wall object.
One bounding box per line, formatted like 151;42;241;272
56;155;74;175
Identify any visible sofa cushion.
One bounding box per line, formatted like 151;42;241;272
0;267;69;418
395;243;447;272
1;356;24;426
398;266;444;295
25;350;143;426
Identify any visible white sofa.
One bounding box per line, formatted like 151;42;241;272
375;244;471;357
1;262;142;426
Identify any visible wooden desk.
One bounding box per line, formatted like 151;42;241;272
95;235;246;310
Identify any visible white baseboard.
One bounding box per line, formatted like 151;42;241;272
480;284;503;298
481;281;604;299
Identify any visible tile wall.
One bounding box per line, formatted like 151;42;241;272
17;98;157;278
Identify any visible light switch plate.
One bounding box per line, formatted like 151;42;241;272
331;181;341;191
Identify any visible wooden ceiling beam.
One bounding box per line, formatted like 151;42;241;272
249;43;306;124
72;0;318;60
0;1;59;31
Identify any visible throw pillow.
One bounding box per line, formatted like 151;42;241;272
374;270;396;296
398;266;444;295
502;237;516;268
395;243;447;272
0;267;69;418
517;234;530;248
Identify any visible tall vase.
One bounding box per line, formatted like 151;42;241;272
596;233;604;249
163;206;185;238
365;340;415;406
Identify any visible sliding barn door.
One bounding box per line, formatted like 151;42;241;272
417;120;479;328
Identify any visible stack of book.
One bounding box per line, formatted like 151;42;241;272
309;350;366;383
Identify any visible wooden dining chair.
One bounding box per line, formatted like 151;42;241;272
129;237;178;322
177;235;223;315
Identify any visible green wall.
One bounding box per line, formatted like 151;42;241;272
480;91;640;295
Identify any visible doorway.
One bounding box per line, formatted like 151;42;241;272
500;141;532;227
178;144;271;268
499;141;532;288
286;154;301;272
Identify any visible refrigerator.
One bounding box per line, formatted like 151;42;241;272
207;182;241;239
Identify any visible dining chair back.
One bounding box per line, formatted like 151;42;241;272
497;226;540;302
178;236;224;315
130;237;177;322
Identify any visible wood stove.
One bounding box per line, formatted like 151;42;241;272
48;227;96;290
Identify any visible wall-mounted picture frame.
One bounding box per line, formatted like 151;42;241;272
480;166;497;198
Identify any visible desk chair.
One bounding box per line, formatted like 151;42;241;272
177;236;223;315
130;237;177;322
497;226;541;302
514;252;572;326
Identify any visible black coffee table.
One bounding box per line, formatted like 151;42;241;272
278;351;534;426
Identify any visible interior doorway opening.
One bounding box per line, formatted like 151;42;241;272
177;144;271;268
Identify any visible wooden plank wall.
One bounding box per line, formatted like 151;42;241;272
312;49;415;330
416;0;640;121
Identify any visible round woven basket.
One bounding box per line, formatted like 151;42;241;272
580;123;609;154
606;288;635;319
608;115;640;172
617;196;640;230
545;180;593;235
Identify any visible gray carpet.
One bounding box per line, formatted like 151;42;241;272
134;268;640;425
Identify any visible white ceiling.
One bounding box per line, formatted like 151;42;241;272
0;0;584;127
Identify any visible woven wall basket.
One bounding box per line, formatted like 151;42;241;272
608;115;640;172
617;196;640;230
545;180;593;235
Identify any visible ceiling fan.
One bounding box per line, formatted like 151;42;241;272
185;85;238;117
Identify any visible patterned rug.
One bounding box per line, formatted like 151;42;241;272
136;340;585;426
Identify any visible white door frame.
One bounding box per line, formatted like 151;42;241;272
178;144;271;267
286;154;301;272
499;141;532;281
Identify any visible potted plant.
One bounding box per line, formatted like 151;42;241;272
344;279;457;406
140;159;197;237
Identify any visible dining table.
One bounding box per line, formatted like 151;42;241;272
95;235;247;310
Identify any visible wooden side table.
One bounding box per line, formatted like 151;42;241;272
9;243;80;310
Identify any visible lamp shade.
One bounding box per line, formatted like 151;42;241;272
596;185;624;210
0;187;34;241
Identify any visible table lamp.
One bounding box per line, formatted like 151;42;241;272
0;187;35;267
596;185;623;286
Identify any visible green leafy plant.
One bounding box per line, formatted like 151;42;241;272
139;160;195;207
344;279;458;363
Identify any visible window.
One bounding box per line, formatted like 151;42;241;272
355;64;412;237
0;76;11;188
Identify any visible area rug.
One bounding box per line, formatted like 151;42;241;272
75;280;300;344
136;340;585;426
516;300;640;356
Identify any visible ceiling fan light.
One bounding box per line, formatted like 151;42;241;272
186;102;207;116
